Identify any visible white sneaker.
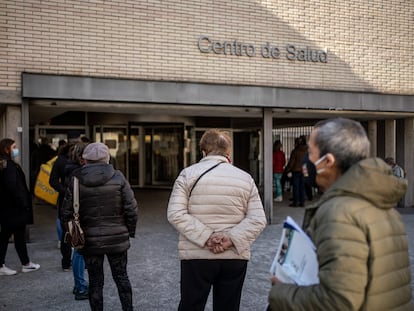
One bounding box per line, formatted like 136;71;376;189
274;196;283;202
22;262;40;273
0;264;17;276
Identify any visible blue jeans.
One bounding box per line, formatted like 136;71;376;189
56;217;63;241
73;249;88;292
273;173;283;197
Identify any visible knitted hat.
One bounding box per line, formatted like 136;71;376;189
82;142;110;163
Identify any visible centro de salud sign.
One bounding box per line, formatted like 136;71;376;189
198;35;328;63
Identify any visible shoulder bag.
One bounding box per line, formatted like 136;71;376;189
65;176;85;249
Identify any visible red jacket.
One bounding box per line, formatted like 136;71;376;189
273;150;286;173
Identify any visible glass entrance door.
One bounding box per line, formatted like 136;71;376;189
128;123;184;187
148;126;183;185
94;126;128;177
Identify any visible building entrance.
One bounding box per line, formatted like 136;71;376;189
128;123;184;188
94;123;184;188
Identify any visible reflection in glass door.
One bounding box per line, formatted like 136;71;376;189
144;125;183;186
128;127;140;187
94;126;128;177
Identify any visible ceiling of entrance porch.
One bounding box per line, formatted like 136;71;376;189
29;99;412;127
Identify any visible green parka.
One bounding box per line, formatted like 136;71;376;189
268;158;412;310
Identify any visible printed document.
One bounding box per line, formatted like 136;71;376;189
270;216;319;286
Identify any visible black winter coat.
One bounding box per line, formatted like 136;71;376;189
0;156;34;227
62;163;138;256
49;153;69;212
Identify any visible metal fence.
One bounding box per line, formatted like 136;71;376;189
273;126;313;161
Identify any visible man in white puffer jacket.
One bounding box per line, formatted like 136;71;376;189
168;129;267;311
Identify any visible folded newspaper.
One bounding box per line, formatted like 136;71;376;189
270;216;319;286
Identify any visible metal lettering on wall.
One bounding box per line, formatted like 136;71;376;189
198;35;328;63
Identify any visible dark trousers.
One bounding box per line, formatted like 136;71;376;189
179;259;248;311
0;225;30;266
84;251;132;311
60;221;72;269
292;172;305;205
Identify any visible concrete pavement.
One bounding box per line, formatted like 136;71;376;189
0;189;413;310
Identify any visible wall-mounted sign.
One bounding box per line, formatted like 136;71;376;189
198;35;328;63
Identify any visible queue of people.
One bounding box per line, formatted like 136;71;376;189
273;135;317;207
0;119;413;310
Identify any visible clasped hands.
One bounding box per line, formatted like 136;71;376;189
206;232;233;254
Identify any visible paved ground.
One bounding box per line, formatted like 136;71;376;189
0;189;413;311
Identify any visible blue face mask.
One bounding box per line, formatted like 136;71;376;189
12;148;19;158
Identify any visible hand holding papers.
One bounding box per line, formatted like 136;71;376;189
270;216;319;286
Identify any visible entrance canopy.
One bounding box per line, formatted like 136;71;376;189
23;73;414;124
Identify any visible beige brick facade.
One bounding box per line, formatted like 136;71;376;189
1;0;413;96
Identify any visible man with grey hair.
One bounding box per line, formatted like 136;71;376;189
268;118;412;310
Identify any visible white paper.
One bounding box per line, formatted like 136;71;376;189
270;216;319;286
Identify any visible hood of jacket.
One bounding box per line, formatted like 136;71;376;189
313;157;407;211
76;163;115;187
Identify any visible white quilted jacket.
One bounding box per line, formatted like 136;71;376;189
167;155;267;260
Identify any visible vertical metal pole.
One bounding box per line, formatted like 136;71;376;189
21;99;30;186
368;120;377;157
263;108;273;224
384;120;396;159
404;118;414;208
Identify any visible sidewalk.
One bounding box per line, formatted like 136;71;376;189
0;190;413;310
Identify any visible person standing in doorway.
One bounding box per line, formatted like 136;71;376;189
30;137;56;193
284;136;307;207
268;118;412;310
272;140;285;202
0;138;40;275
168;129;267;311
62;142;138;311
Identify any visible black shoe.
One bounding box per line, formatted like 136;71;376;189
73;286;88;295
75;290;89;300
289;203;298;207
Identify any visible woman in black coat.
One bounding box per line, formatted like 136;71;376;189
0;138;40;276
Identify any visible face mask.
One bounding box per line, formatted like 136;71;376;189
313;154;327;174
12;148;19;158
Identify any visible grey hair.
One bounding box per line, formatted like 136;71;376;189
313;118;370;173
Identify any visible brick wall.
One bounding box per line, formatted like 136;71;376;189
1;0;413;95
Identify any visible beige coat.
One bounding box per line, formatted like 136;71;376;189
167;155;267;260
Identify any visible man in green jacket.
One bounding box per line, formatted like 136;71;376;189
268;118;412;310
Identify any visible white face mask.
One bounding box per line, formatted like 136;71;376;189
12;148;19;158
313;154;327;174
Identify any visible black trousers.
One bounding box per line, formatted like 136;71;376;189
179;259;248;311
84;251;132;311
0;225;30;266
60;221;72;269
